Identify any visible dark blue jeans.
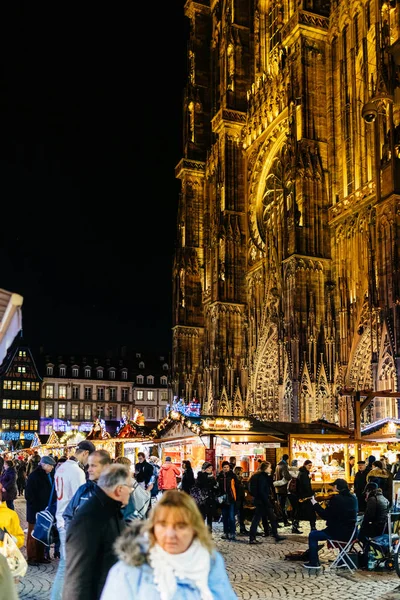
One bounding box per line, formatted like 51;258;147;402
221;502;236;536
308;528;332;564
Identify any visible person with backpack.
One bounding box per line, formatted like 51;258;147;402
248;461;286;544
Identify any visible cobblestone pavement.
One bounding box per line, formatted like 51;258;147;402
13;497;400;599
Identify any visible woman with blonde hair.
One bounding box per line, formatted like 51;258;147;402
100;489;237;600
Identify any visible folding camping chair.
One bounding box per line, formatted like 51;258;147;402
367;512;400;571
328;515;364;572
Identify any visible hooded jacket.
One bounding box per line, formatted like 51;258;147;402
0;467;17;503
360;489;389;538
313;488;358;541
100;521;238;600
158;462;180;491
366;467;392;503
0;501;24;548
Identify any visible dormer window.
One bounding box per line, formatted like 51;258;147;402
109;369;115;379
160;376;167;385
121;370;127;380
136;375;144;384
147;375;154;385
163;363;168;371
59;367;66;377
97;369;103;379
72;367;79;377
47;366;53;376
85;367;91;378
139;361;145;369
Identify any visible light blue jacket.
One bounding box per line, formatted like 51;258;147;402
100;522;237;600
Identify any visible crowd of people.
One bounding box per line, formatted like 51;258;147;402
0;447;398;596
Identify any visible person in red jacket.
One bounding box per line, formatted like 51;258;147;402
158;457;180;492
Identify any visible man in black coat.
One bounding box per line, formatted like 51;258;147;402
353;460;368;512
134;452;153;488
303;478;358;568
62;464;129;600
248;461;286;544
25;455;56;565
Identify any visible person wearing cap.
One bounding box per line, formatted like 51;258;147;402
303;478;358;569
158;456;180;493
354;460;368;513
196;461;219;532
51;440;96;600
25;455;56;565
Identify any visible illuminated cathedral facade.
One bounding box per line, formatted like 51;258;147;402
172;0;400;428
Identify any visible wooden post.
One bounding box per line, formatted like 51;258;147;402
354;391;361;441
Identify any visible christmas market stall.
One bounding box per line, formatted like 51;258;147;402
33;431;65;458
273;420;364;491
152;410;287;475
360;418;400;463
85;418;116;458
113;410;153;464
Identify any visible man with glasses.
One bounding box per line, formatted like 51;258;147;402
62;464;130;600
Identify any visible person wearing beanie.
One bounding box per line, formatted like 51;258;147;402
353;460;368;513
358;481;390;566
303;478;358;569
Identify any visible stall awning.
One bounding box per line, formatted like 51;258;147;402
0;290;23;367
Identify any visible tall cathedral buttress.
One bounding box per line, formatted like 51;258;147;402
173;0;400;427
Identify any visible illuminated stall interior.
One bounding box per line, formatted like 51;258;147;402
153;413;286;475
361;418;400;463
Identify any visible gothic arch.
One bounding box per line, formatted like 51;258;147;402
217;386;231;416
347;329;373;390
282;352;293;421
299;363;314;422
317;364;333;422
250;325;279;420
233;386;244;416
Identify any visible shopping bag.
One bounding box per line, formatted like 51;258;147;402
131;480;151;519
0;530;27;579
190;485;209;507
31;508;55;546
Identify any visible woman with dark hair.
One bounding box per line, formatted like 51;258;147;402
0;460;17;510
296;460;316;531
181;460;195;494
196;462;219;533
233;466;248;534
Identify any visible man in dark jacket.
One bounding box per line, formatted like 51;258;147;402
25;455;56;565
359;481;389;540
63;450;112;530
62;464;129;600
303;478;358;568
274;454;291;527
248;461;286;544
134;452;153;488
354;460;368;512
216;461;239;541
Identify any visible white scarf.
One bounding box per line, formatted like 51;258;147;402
149;539;213;600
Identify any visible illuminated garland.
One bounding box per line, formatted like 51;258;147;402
59;430;86;445
152;411;201;437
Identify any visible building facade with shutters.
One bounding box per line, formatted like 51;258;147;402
40;353;172;434
172;0;400;428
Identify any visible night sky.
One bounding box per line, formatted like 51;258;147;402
0;2;187;358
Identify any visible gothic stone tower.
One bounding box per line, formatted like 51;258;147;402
172;0;400;426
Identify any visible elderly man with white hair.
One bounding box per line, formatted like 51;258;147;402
62;464;131;600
